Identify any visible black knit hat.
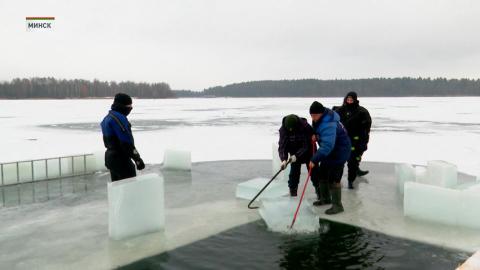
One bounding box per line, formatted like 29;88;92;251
309;101;325;114
114;93;132;106
346;91;358;101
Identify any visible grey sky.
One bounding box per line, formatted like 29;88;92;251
0;0;479;90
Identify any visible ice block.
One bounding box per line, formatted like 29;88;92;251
108;173;165;240
163;149;191;170
236;177;289;200
404;181;460;226
426;160;458;188
394;163;415;194
259;197;320;233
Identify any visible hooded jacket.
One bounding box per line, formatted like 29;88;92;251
335;93;372;148
311;108;351;165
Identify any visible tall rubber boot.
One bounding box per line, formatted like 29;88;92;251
313;182;331;206
325;186;344;215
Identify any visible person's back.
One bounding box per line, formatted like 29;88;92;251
101;93;145;181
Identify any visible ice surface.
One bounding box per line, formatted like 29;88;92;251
163;149;191;170
259;197;320;233
395;163;415;194
404;181;460;226
108;173;165;240
235;177;289;200
427;160;458;188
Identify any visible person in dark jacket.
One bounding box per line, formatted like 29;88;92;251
334;91;372;189
278;114;319;197
101;93;145;181
309;101;351;215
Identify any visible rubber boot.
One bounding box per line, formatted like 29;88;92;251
357;169;369;177
347;169;356;190
313;182;331;206
325;186;344;215
290;188;298;197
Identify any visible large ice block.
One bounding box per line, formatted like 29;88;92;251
85;151;107;172
163;149;191;170
259;197;319;233
415;166;427;184
426;160;458;188
108;173;165;240
395;163;415;194
235;177;289;200
458;188;480;230
404;181;460;226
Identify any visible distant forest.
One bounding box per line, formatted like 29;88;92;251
0;78;174;99
175;77;480;97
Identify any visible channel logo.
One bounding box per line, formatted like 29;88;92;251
26;17;55;31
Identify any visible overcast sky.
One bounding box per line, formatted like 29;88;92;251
0;0;479;90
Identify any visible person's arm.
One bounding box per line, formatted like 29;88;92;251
278;127;289;162
110;118;145;169
294;121;313;158
361;108;372;144
311;122;337;163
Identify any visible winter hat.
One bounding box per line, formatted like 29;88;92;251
284;114;298;131
309;101;325;114
114;93;132;106
346;91;358;101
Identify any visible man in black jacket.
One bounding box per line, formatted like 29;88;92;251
334;92;372;189
100;93;145;181
278;114;319;197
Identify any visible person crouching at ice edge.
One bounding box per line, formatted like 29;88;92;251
278;114;320;197
101;93;145;181
309;101;351;215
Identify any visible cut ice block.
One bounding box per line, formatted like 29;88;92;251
404;181;460;226
259;197;319;233
235;177;289;200
426;160;457;188
108;173;165;240
395;163;415;194
458;188;480;230
415;166;427;184
163;149;191;170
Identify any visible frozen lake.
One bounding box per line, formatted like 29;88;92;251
1;97;479;175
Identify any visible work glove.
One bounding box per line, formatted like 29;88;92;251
135;158;145;170
281;160;288;170
290;155;297;163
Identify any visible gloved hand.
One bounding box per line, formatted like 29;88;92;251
309;161;316;170
281;160;288;170
290;155;297;163
135;158;145;170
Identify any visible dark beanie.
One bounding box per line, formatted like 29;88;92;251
309;101;325;114
346;91;358;101
114;93;132;106
284;114;298;131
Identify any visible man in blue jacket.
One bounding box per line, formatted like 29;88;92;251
309;101;351;215
101;93;145;181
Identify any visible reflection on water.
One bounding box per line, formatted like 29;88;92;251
0;174;108;207
119;220;469;270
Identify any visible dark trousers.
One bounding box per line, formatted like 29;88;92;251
288;161;319;190
105;151;136;182
318;163;345;185
347;142;366;181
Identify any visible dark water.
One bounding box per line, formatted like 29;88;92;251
119;219;468;270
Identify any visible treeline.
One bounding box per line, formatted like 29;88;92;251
0;77;174;99
195;78;480;97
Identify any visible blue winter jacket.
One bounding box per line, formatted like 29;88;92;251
101;110;139;161
311;109;351;165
